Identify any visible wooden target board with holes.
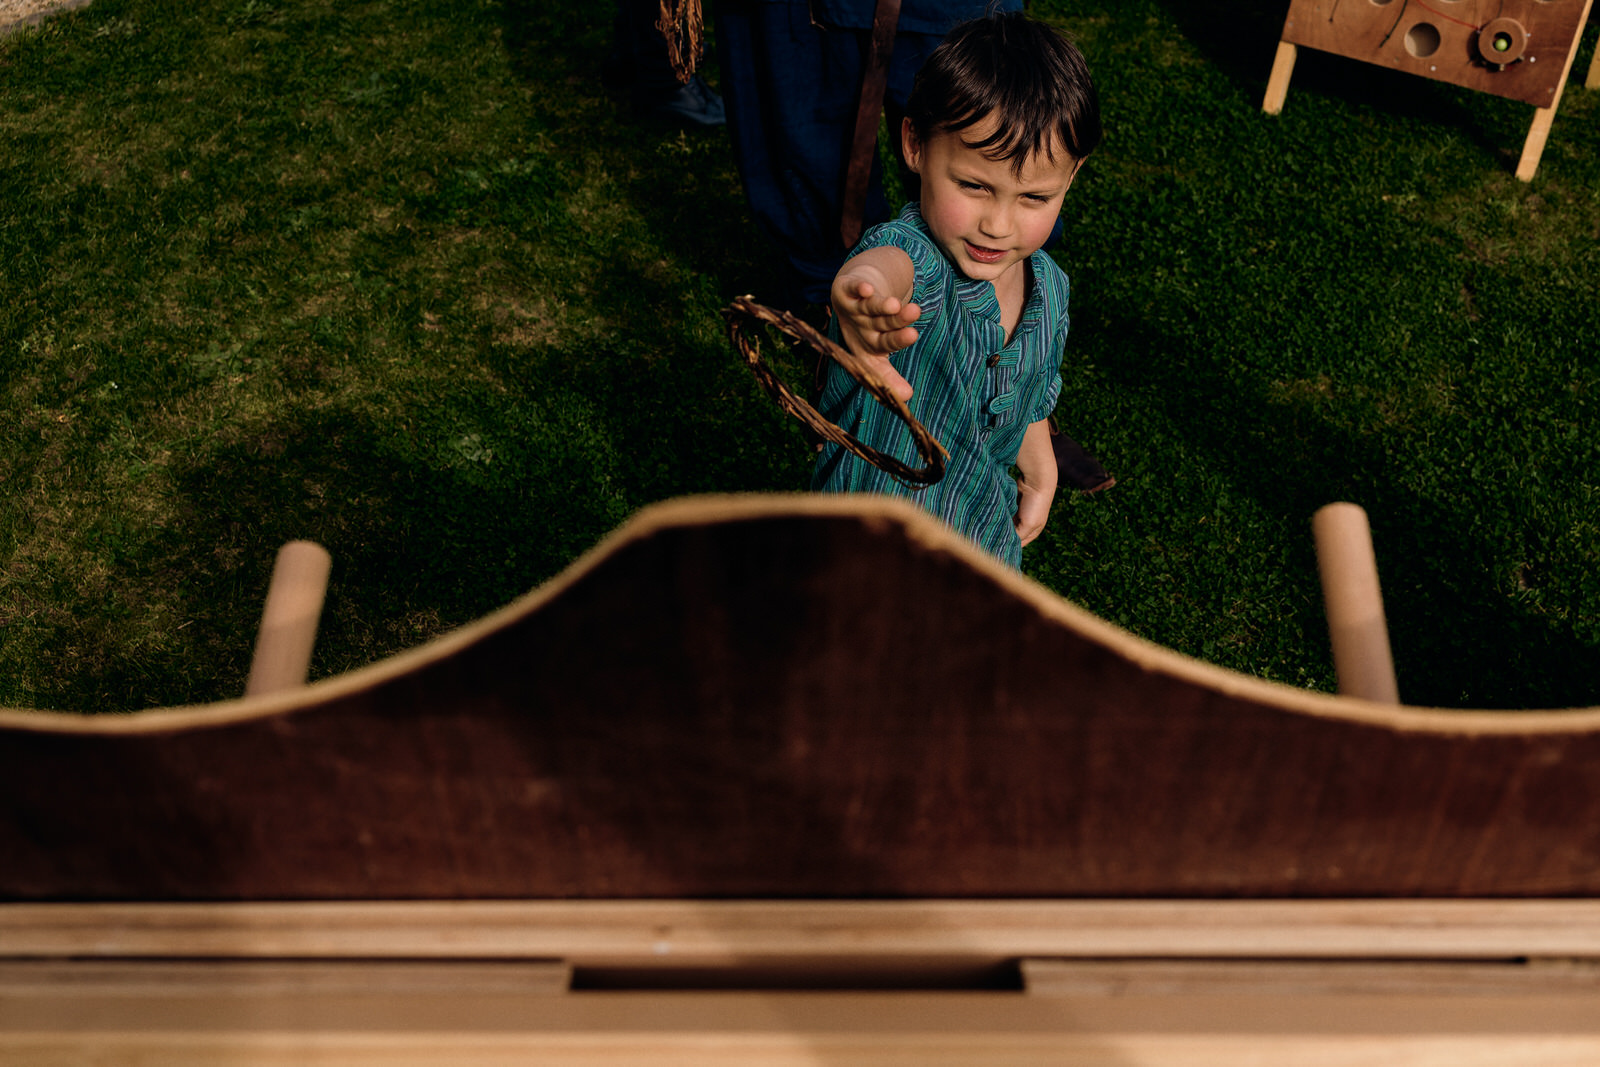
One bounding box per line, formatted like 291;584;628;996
1265;0;1596;179
1279;0;1590;107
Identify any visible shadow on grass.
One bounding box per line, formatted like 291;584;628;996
494;0;791;299
59;398;638;712
486;0;809;497
1085;302;1600;711
1151;0;1527;168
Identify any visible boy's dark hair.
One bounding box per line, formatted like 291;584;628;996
906;13;1102;174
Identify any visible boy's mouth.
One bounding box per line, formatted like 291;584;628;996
964;241;1007;264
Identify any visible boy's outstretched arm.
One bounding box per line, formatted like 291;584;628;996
831;246;920;402
1014;418;1058;547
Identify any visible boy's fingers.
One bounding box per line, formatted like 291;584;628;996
886;324;918;352
871;359;913;402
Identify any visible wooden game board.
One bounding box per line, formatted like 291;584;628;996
4;495;1599;1063
1265;0;1596;179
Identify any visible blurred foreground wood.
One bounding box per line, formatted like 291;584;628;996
5;899;1600;1065
2;495;1598;1063
4;494;1598;900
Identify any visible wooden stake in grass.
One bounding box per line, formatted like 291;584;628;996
1312;503;1399;704
245;541;333;697
724;295;948;487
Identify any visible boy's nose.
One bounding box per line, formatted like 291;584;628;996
979;205;1013;238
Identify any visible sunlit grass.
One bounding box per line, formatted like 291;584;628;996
1;0;1596;710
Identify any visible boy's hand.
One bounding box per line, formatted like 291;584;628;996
1013;418;1059;548
1014;478;1053;547
831;251;919;402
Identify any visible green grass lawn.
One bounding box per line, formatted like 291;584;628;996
1;0;1596;712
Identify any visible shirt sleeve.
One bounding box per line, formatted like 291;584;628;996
1031;261;1071;422
1032;365;1062;424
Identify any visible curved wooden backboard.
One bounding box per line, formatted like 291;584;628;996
2;495;1598;901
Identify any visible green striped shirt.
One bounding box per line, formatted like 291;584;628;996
812;203;1068;567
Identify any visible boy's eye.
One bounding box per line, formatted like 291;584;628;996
1022;193;1052;204
955;180;985;192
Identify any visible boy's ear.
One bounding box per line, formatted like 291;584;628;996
900;116;924;174
1065;155;1085;191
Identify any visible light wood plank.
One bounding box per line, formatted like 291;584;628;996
6;989;1600;1066
0;960;571;997
5;1034;1600;1067
7;900;1600;964
1022;958;1600;997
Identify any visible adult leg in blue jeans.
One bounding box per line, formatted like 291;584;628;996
716;0;976;311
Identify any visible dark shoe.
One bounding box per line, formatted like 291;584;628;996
639;75;725;127
1049;418;1115;493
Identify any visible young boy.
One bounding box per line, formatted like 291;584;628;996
811;13;1102;568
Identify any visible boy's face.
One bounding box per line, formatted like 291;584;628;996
902;115;1078;288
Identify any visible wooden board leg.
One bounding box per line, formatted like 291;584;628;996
1518;0;1595;180
1587;40;1599;90
1516;106;1557;181
1263;40;1297;114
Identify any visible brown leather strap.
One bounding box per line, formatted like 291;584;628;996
839;0;901;249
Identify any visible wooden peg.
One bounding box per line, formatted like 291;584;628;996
245;540;332;697
1312;503;1399;703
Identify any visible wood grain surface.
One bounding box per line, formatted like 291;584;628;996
2;495;1598;901
1279;0;1591;107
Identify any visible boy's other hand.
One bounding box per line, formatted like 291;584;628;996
1014;478;1053;547
1013;419;1058;548
832;275;918;402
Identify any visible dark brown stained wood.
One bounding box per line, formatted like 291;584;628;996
1;495;1599;902
1279;0;1589;107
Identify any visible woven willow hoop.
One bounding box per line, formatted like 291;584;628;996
723;295;948;486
